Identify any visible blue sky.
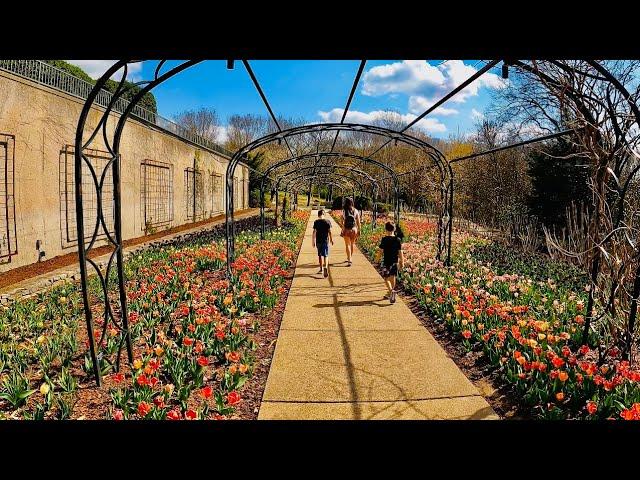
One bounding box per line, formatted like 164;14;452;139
69;60;505;141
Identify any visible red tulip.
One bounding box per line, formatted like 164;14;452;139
201;386;213;398
112;409;124;421
197;356;209;367
185;409;198;420
166;409;181;420
227;391;241;405
138;401;152;417
112;373;125;384
586;401;597;415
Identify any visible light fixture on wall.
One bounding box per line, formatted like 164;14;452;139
36;239;46;262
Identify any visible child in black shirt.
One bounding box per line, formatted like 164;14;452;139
312;209;334;278
376;221;404;303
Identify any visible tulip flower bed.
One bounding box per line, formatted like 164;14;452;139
357;218;640;420
0;211;309;420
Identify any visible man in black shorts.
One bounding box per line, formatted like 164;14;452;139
376;221;404;303
312;209;334;278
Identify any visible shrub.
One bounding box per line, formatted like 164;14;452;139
249;189;261;208
43;60;158;114
355;196;372;211
331;196;344;210
374;202;393;214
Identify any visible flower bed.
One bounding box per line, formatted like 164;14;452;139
357;218;640;420
0;212;309;420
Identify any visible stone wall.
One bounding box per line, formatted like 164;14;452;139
0;70;249;272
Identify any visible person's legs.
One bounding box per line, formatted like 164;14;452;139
388;265;398;303
384;276;393;294
343;234;351;263
317;254;323;273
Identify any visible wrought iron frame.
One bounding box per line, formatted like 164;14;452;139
73;58;640;383
260;160;383;235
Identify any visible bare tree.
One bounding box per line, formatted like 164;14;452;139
174;107;221;143
225;114;269;152
491;61;640;359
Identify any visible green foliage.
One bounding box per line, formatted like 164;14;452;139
103;78;157;114
43;60;94;83
43;60;157;114
245;151;266;193
331;196;344;210
527;139;591;228
249;189;261;208
354;195;372;211
471;241;589;292
374;202;393;214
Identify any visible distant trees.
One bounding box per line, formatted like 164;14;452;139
174;107;221;142
44;60;158;113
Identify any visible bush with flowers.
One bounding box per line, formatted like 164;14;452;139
357;218;640;420
0;211;309;420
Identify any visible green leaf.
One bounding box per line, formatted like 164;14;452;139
18;389;37;400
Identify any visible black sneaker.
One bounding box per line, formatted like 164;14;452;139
390;291;396;304
323;266;328;278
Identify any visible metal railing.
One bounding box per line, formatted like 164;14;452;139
0;59;236;159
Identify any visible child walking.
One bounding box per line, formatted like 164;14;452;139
312;209;334;278
376;221;404;303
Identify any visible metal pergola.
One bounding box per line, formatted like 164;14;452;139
73;59;640;384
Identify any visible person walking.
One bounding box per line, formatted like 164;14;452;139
312;209;333;278
340;197;361;266
376;221;404;303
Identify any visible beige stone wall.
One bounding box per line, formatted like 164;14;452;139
0;71;249;272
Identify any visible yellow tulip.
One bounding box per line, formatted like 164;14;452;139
538;333;546;341
40;383;50;395
133;359;143;370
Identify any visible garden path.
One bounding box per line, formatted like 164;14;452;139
258;212;498;420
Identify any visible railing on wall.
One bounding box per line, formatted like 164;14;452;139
0;59;237;160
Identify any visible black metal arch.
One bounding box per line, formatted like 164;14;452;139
73;59;640;384
280;170;369;195
286;175;359;193
226;123;453;272
259;158;388;236
276;165;378;196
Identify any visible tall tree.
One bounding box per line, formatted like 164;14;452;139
175;107;220;142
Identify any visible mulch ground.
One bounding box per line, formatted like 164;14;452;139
0;210;254;290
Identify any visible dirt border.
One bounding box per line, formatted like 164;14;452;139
0;209;255;290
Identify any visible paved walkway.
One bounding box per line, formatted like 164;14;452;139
258;212;498;420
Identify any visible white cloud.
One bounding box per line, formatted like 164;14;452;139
470;108;484;120
318;108;447;134
66;60;143;82
363;60;506;106
408;95;459;116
